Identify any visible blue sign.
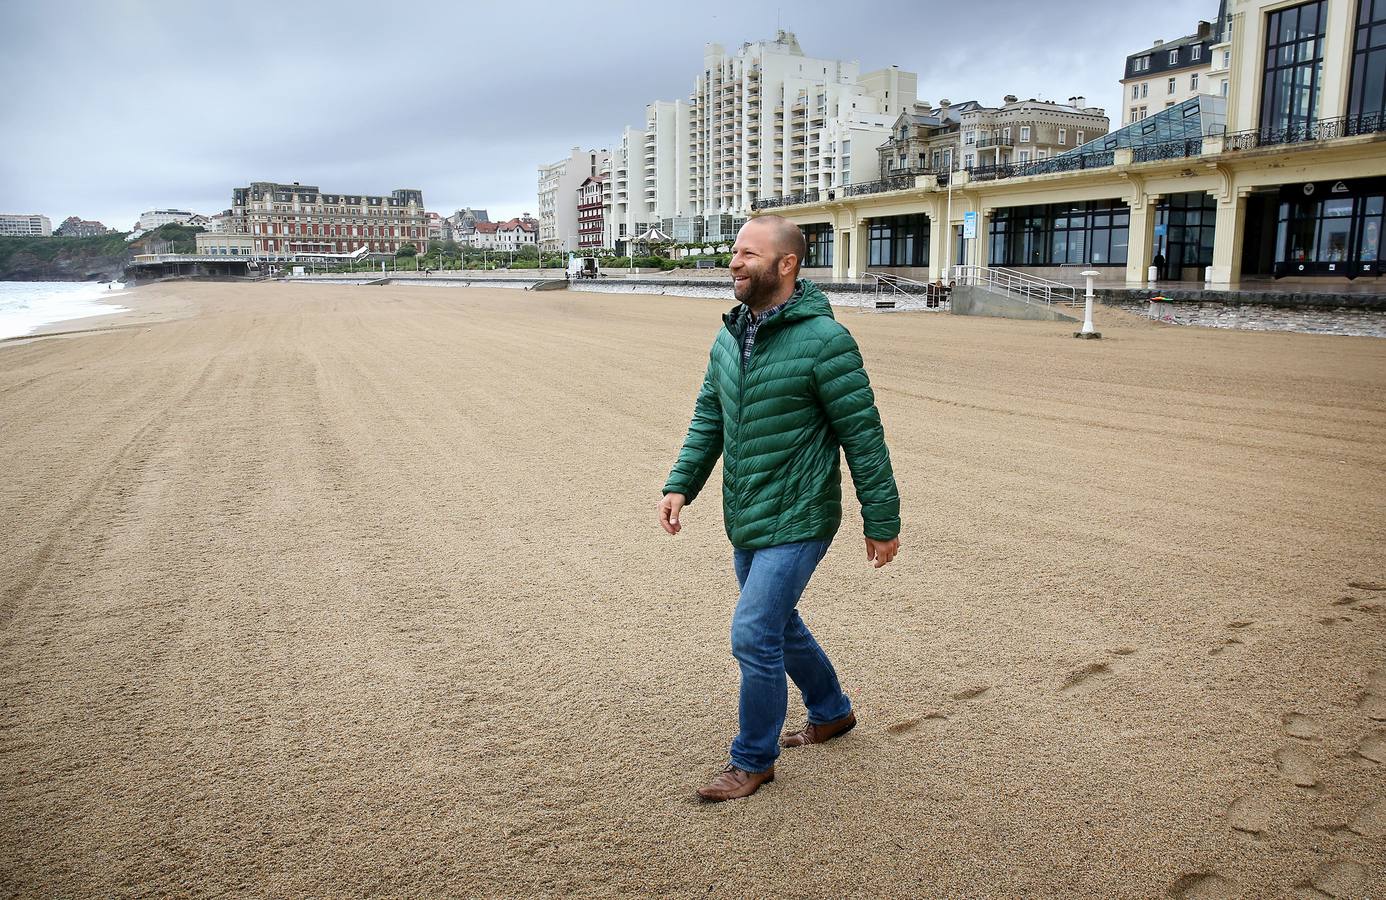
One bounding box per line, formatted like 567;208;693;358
962;211;978;239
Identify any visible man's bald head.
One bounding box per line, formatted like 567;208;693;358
744;215;808;273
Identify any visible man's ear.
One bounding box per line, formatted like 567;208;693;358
781;254;798;277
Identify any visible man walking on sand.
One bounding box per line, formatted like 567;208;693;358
659;215;900;803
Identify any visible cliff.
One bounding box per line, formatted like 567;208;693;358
0;225;204;282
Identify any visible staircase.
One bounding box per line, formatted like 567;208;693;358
952;265;1078;307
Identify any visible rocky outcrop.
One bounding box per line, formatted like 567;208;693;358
0;247;133;282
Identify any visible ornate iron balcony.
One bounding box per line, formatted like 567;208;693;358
1222;113;1386;151
1131;138;1204;162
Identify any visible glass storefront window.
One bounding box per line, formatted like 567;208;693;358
1362;197;1383;261
801;223;833;268
868;214;929;267
988;201;1128;266
1274;180;1386;275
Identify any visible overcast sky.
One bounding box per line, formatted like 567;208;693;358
1;0;1217;229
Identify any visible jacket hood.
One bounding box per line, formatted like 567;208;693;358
723;279;835;330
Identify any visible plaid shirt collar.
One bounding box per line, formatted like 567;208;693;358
739;287;798;370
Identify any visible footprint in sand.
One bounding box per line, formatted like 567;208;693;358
950;685;992;702
1358;670;1386;721
1168;872;1237;899
1299;860;1367;898
1346;580;1385;591
1330;595;1360;606
1226;795;1272;838
1356;730;1386;763
886;712;947;735
1347;798;1384;839
1281;712;1322;741
1061;661;1111;693
1210;637;1245;657
1274;747;1319;788
1209;622;1256;657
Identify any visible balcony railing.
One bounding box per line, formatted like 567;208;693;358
751;189;820;211
1131;137;1204;162
841;173;918;197
1222;113;1386;151
966;150;1115;182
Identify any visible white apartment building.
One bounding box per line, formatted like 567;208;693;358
537;146;609;251
816;111;894;191
137;209;196;230
602;127;651;254
1203;2;1235;99
643;100;692;222
0;214;53;236
686;30;917;216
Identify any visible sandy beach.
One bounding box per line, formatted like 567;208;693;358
1;281;1383;898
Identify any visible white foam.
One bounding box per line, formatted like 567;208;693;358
0;281;129;339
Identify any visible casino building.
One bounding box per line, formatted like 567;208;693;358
758;0;1386;290
225;182;427;257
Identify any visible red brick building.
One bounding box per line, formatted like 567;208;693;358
576;175;606;250
228;181;426;256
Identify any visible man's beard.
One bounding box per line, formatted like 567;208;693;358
733;259;781;306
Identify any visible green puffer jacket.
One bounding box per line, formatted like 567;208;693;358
663;279;900;550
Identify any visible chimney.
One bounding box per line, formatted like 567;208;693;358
1003;94;1018;104
1153;39;1164;47
1073;96;1086;109
939;98;951;108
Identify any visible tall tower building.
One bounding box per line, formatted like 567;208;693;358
602;127;650;255
686;31;917;217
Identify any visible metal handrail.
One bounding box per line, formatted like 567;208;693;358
952;264;1077;307
985;264;1074;291
864;272;950;309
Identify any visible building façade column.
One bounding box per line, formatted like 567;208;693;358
832;225;851;280
1208;191;1248;290
1125;192;1158;287
926;198;948;282
848;219;869;279
973;208;992;269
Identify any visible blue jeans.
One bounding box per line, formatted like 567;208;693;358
727;539;853;773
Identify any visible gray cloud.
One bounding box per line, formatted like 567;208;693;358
1;0;1216;228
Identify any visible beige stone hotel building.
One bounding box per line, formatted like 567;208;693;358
224;182;427;257
761;0;1386;290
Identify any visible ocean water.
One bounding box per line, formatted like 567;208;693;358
0;281;129;340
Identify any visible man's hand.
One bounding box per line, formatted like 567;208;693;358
865;537;899;568
659;493;687;535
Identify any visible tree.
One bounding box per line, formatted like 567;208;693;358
517;244;539;259
396;243;418;258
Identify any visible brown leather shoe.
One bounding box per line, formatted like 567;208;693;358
696;764;774;803
780;710;857;748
